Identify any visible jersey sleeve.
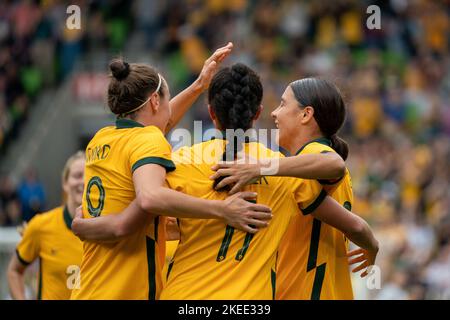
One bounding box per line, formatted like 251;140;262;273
303;144;346;186
128;129;176;173
16;217;41;265
164;147;192;193
291;178;327;215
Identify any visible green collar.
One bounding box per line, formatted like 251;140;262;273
63;206;73;230
116;118;145;129
295;137;331;155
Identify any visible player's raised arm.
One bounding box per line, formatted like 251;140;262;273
165;42;233;133
210;152;346;195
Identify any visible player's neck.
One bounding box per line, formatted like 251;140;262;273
66;200;77;219
132;115;166;133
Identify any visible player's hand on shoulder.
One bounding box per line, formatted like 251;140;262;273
210;153;262;195
220;191;272;234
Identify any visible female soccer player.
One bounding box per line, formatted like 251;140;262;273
72;64;378;299
211;78;371;299
7;151;85;300
70;44;272;300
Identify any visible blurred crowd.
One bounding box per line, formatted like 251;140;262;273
0;0;133;154
0;168;45;226
1;0;449;299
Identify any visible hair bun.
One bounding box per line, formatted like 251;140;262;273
109;59;130;80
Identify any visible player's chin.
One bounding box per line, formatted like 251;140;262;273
276;131;287;151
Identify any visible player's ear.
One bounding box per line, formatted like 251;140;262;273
300;106;314;124
208;105;216;121
149;93;160;113
62;177;69;195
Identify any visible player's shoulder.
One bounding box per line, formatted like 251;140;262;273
172;140;221;164
142;124;166;136
26;207;63;231
131;125;168;144
120;125;171;158
86;125;115;147
93;125;116;138
247;142;284;159
301;140;335;155
172;144;195;163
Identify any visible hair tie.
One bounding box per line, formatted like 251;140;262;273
119;73;162;117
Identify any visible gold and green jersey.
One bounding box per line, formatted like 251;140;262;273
71;119;175;300
16;206;83;300
276;137;354;300
160;139;326;300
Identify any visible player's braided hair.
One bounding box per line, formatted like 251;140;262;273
208;63;263;131
209;63;263;191
107;58;166;118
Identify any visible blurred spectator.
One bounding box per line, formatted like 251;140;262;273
17;168;45;222
0;0;133;154
0;174;20;226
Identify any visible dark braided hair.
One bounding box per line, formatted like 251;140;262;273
209;63;263;191
208;63;263;131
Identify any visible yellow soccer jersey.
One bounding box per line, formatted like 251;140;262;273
71;118;174;300
16;206;83;300
276;137;354;300
160;139;327;300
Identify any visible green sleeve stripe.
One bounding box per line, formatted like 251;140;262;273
301;189;327;215
132;157;176;173
318;175;344;185
15;249;31;266
318;150;345;185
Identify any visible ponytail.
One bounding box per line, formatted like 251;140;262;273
212;134;245;192
329;134;349;161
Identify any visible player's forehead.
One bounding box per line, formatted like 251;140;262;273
281;86;294;102
70;159;85;173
